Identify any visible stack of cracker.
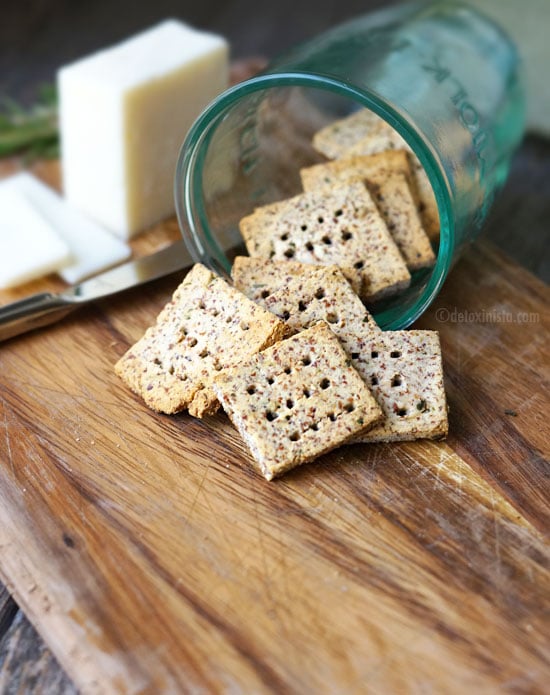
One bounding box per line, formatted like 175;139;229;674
231;258;447;447
116;264;386;480
312;109;440;241
115;110;447;481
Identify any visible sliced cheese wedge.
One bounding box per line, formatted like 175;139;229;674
10;173;131;284
0;186;71;289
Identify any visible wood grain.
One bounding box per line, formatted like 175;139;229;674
0;159;548;692
417;244;550;533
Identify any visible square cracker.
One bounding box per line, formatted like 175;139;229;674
231;256;381;337
372;173;435;270
300;150;412;191
301;153;435;269
349;330;448;443
232;259;448;442
114;263;286;417
213;321;383;480
239;180;410;303
311;109;440;241
312;109;384;159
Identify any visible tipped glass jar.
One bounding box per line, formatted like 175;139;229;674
175;0;525;329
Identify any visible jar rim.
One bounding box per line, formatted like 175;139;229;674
175;71;455;329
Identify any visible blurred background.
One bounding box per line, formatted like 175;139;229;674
1;0;395;102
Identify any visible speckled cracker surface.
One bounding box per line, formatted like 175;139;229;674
233;259;447;443
213;322;383;481
239;181;410;302
115;263;286;417
312;109;384;159
232;257;380;337
311;109;440;241
300;151;412;193
231;256;324;304
301;153;435;269
342;134;440;242
350;330;448;443
373;174;435;270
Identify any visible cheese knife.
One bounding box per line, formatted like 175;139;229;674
0;240;193;342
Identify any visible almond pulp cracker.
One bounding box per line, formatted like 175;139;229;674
231;256;381;336
232;258;448;443
312;109;384;159
349;330;448;443
212;321;383;480
301;154;434;271
238;180;410;303
300;150;413;191
311;109;440;241
373;173;435;270
114;263;286;418
340;131;440;242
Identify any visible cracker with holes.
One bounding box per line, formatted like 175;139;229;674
239;180;410;303
343;136;440;242
213;321;383;480
311;109;440;241
114;263;286;417
301;153;434;270
350;330;448;443
232;257;380;336
232;259;447;443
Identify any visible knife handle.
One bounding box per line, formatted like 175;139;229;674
0;292;78;342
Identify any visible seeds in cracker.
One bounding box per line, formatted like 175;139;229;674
372;174;435;270
238;180;410;303
350;330;448;443
301;153;434;270
312;109;440;241
233;259;447;442
231;256;329;304
300;150;412;192
343;136;440;242
312;109;384;159
114;263;286;417
213;321;383;480
232;257;380;336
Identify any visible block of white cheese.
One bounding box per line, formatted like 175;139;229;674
0;186;71;290
58;20;229;239
8;173;131;284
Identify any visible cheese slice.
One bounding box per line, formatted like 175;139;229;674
0;186;71;289
9;173;131;284
58;20;229;238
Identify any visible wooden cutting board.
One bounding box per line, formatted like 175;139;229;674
0;160;548;694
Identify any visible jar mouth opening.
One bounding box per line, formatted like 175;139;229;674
175;71;455;330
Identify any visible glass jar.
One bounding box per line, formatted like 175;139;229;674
174;0;525;329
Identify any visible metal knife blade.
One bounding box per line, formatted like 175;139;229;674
0;240;192;342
